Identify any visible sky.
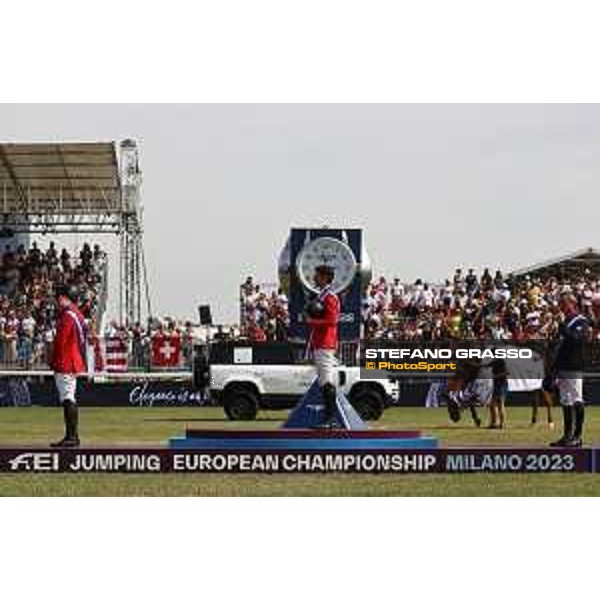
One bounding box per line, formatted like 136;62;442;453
2;103;600;323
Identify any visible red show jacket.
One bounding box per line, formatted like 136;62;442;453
51;304;88;375
307;289;340;351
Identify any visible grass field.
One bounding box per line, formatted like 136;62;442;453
1;405;600;496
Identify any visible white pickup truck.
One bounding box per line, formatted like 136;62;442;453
193;342;399;421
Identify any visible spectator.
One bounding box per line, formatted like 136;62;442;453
60;248;71;273
18;310;36;368
465;268;479;294
80;243;93;274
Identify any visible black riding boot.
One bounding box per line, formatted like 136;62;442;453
568;403;585;446
321;383;337;426
51;401;80;448
550;405;574;447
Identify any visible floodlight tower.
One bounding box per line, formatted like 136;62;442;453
119;139;150;325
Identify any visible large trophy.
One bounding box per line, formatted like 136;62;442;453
278;227;371;344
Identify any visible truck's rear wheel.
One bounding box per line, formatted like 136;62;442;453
349;386;385;421
223;386;259;421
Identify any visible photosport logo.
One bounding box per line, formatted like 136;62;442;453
358;339;585;381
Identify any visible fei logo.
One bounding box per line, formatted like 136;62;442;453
9;453;60;472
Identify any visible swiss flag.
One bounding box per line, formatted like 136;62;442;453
152;332;181;367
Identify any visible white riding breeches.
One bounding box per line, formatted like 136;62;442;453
54;374;78;404
314;349;338;387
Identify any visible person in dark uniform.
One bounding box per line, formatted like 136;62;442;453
549;293;590;447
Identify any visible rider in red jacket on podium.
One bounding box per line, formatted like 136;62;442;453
50;284;88;448
305;265;341;423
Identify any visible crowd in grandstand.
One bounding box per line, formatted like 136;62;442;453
237;267;600;342
0;241;106;367
4;240;600;370
362;268;600;340
0;240;207;371
239;276;289;342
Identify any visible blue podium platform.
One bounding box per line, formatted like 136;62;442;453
168;435;438;450
168;379;438;451
169;427;438;450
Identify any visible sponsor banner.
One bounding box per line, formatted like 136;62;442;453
0;448;591;474
0;379;32;407
26;380;209;407
2;377;600;408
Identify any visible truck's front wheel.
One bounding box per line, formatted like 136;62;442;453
349;385;385;421
223;386;259;421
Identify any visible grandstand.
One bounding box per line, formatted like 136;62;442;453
0;141;152;372
359;250;600;342
0;140;150;326
510;247;600;281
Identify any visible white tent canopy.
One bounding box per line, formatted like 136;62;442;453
0;142;122;216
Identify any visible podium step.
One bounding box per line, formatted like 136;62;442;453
185;429;424;439
168;436;438;450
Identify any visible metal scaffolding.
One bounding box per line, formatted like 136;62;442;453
0;140;151;325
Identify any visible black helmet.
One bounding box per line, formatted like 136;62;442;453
55;284;80;303
305;298;325;318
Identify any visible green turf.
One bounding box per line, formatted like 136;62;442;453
1;405;600;496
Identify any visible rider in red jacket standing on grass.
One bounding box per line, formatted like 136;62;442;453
50;284;88;448
305;264;341;424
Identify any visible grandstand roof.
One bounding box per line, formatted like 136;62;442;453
510;247;600;278
0;142;122;214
